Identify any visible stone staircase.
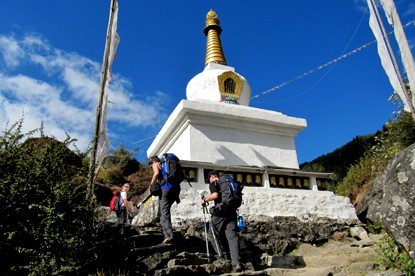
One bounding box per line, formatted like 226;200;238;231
93;219;404;275
98;187;403;275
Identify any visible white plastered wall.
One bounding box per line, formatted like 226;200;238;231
147;100;306;168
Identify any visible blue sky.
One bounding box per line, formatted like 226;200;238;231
1;0;414;164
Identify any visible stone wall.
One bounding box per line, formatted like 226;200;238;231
132;187;359;226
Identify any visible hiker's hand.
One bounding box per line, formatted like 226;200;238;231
200;199;208;206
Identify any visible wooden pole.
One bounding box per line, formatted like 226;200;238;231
87;0;118;198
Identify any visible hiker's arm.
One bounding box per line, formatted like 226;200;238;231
150;163;160;184
124;197;133;212
201;192;218;205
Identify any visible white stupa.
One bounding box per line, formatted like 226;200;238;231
139;10;358;225
148;9;306;170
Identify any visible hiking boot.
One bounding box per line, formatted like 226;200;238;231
213;257;230;265
161;236;174;245
222;254;231;263
232;264;242;272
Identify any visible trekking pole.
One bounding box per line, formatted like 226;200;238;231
201;198;210;260
203;204;223;259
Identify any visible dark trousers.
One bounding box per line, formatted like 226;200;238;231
118;207;127;224
159;186;179;238
209;213;240;267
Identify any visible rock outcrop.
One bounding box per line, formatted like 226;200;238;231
357;143;415;258
102;155;141;177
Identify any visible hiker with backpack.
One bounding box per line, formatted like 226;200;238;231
118;183;133;224
149;155;181;245
200;170;242;273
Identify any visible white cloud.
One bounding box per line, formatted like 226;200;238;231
0;33;168;152
0;35;25;69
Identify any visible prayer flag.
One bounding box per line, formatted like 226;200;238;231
367;0;410;111
95;0;120;173
380;0;415;108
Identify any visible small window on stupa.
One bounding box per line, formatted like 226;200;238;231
224;78;236;93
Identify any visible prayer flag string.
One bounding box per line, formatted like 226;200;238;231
251;20;415;100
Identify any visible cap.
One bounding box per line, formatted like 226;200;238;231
206;170;219;182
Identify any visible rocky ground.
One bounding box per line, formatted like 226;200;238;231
258;233;401;276
94;218;404;276
156;233;403;275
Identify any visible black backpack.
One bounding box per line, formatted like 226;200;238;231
216;174;243;211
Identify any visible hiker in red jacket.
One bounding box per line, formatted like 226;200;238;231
119;183;133;223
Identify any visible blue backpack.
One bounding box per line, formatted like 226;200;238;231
160;153;189;186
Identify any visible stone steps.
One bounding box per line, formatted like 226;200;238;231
96;221;403;275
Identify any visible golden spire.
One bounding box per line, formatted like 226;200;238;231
204;9;227;66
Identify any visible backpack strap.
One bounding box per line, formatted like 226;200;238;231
184;175;192;187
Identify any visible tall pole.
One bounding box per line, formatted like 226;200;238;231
88;0;119;198
370;0;415;118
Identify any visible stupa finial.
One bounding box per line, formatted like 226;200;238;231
204;9;226;66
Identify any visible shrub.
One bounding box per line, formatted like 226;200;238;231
98;164;125;185
378;235;415;275
110;144;135;160
367;220;383;234
0;120;98;275
335;112;415;201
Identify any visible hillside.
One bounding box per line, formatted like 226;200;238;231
2;113;415;275
300;133;376;180
300;112;415;188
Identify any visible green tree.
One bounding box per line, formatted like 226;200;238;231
110;144;135;160
300;134;375;182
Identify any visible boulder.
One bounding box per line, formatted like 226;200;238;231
357;143;415;258
21;137;82;170
103;155;141;177
132;195;160;226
